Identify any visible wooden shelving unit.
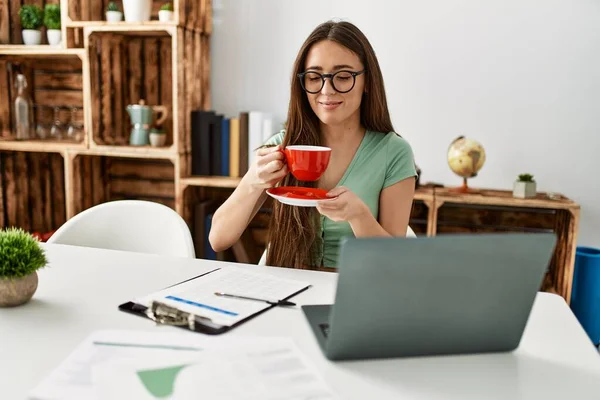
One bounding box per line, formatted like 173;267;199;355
0;0;211;235
431;187;580;303
198;183;578;304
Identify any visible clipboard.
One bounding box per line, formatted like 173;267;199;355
118;267;311;335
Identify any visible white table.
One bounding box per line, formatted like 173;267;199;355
1;244;600;400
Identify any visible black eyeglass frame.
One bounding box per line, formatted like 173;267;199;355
297;69;366;94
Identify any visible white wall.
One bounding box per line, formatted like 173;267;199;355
210;0;600;247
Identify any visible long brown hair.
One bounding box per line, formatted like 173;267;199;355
266;20;394;268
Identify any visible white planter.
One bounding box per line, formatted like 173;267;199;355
158;10;174;22
513;181;536;198
123;0;152;22
149;133;167;147
22;29;42;45
106;11;123;23
46;29;62;46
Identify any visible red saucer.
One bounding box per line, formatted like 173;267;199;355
266;187;332;207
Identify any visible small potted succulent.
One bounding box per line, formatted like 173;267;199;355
158;2;174;22
43;4;61;46
18;5;44;45
513;173;537;198
123;0;152;22
106;2;123;23
0;228;48;307
149;127;167;147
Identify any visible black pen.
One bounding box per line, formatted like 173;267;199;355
214;292;296;307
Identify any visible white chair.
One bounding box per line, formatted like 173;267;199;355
48;200;195;258
258;225;417;266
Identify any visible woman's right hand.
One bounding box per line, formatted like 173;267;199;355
251;145;289;189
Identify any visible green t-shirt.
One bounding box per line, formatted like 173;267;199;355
264;130;417;267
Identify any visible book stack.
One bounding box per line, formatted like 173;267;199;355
190;110;276;260
190;110;277;177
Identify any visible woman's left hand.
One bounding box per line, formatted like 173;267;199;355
316;186;369;222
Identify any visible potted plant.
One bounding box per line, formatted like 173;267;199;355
149;127;167;147
158;3;174;22
18;5;44;45
43;4;61;46
0;228;48;307
123;0;152;22
106;2;123;23
513;173;536;198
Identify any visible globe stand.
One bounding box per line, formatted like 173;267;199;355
449;177;480;194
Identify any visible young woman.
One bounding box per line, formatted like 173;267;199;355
209;20;417;269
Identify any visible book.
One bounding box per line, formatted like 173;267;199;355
205;213;216;260
238;112;249;177
229;118;240;178
210;114;223;176
193;199;216;258
221;118;230;177
191;110;215;176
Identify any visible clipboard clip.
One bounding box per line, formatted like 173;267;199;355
144;301;227;334
146;301;193;327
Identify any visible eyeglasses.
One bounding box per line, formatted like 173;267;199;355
297;69;366;94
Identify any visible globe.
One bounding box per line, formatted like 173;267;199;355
447;136;486;192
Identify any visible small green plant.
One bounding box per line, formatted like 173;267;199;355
517;173;535;182
0;228;47;279
160;3;173;11
43;4;61;30
19;5;44;30
107;2;119;12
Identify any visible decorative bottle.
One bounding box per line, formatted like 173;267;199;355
14;74;33;140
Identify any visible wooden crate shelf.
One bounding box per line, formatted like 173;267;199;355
0;54;87;146
0;0;61;45
0;0;211;239
63;0;211;33
86;30;174;148
84;27;208;153
0;150;66;233
432;187;580;303
68;155;176;217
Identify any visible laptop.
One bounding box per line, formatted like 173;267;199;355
302;233;556;361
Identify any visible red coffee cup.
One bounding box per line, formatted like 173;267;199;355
283;145;331;181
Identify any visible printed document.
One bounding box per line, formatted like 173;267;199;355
135;266;310;326
29;330;336;400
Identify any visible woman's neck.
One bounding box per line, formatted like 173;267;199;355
320;119;365;147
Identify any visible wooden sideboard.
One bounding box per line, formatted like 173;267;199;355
411;187;580;303
189;183;579;305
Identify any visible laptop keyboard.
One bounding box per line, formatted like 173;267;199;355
319;323;330;338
